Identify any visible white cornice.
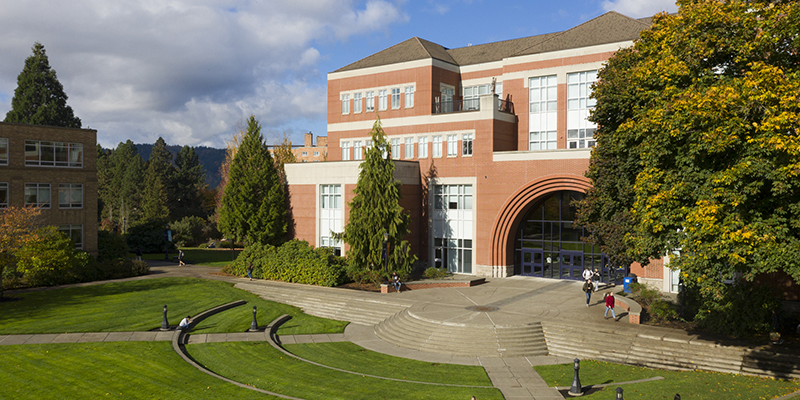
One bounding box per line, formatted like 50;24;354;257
328;58;459;81
493;148;591;162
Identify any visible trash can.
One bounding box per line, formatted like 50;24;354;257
623;277;634;293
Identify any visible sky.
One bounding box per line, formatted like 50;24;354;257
0;0;677;150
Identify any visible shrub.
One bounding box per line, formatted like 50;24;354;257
628;282;661;309
169;216;210;247
223;240;347;287
650;300;679;323
15;227;92;286
692;280;779;338
97;230;129;263
127;220;176;253
424;267;449;280
130;259;150;276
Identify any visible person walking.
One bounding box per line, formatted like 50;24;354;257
581;267;593;281
135;247;142;261
582;279;593;306
592;268;601;292
247;262;254;281
604;291;617;320
178;249;185;266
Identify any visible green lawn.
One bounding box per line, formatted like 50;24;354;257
187;341;504;400
534;360;800;399
137;248;241;267
0;277;346;335
0;342;280;399
285;342;494;386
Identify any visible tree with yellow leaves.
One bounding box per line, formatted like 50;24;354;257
0;207;42;298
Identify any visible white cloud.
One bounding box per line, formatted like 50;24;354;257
601;0;678;18
0;0;406;148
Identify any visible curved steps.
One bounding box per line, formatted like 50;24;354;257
375;309;548;357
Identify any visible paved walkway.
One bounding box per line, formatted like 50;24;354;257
5;261;797;399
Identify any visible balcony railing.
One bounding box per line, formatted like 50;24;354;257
432;97;515;115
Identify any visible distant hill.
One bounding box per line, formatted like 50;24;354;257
134;144;225;189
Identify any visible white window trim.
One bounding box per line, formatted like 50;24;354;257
446;134;458;157
353;93;362;114
341;93;350;114
405;86;415;108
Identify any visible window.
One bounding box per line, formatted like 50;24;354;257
302;151;308;156
59;225;83;249
391;138;400;159
25;183;50;208
463;83;502;111
446;134;457;157
313;151;319;157
418;137;428;158
366;91;375;112
0;138;7;166
567;70;598;148
25;140;83;167
59;183;83;209
378;90;387;111
404;137;414;159
354;93;362;113
391;88;401;109
0;182;7;208
354;141;363;160
462;134;473;156
405;86;415;108
342;142;351;160
341;93;350;114
529;75;558;150
320;185;343;256
432;184;473;274
432;136;442;158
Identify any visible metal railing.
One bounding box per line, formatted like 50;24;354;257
432;97;515;115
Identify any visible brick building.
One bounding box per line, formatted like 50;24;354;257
290;132;328;163
285;12;677;292
0;122;98;256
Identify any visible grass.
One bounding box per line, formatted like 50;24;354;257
284;342;494;386
137;248;241;267
534;360;800;399
187;341;504;400
0;277;347;335
0;342;281;399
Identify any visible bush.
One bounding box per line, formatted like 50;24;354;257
126;220;176;253
15;227;92;286
650;300;679;323
97;230;129;263
169;216;212;247
628;282;661;309
222;240;347;287
424;267;449;280
692;280;779;338
130;259;150;276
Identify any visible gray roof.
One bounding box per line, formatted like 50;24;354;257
334;11;652;73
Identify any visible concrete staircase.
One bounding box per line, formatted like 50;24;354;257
542;322;800;380
375;309;549;357
236;282;410;326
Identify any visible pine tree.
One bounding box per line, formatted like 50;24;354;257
173;145;207;220
140;163;170;223
218;116;287;246
4;42;81;128
339;119;416;280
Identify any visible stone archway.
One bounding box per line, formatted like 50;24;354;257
488;175;592;275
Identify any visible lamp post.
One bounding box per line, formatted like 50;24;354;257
249;306;259;331
160;304;169;330
569;358;582;396
383;232;389;273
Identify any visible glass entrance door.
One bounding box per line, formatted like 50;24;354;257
560;251;584;280
521;249;544;277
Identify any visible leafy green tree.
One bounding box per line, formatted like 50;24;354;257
97;140;145;230
173;145;207;220
4;42;81;128
140;162;170;223
338;119;416;281
577;0;800;335
272;133;297;183
218;116;287;246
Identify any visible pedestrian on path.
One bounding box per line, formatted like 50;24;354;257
592;268;600;292
178;250;185;266
604;291;617;320
247;262;254;281
582;267;593;281
135;247;142;261
582;279;593;306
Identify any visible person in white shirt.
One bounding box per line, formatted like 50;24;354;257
581;267;593;281
179;315;192;331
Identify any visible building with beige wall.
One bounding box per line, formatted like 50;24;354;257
0;122;98;256
284;12;678;292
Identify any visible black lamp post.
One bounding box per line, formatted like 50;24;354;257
616;387;624;399
569;358;582;396
249;306;259;331
161;304;169;330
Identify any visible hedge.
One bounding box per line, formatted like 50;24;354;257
222;240;347;287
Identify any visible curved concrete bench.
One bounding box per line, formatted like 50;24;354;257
614;295;642;324
171;301;304;399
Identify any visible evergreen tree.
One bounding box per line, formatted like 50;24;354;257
97;140;145;230
4;42;81;128
140;162;170;223
173;145;207;220
218;116;287;246
338;119;416;280
146;137;177;217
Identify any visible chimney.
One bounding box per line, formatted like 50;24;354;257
317;136;328;148
304;132;313;147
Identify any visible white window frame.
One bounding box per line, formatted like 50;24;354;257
391;88;401;109
0;138;7;166
462;134;473;156
353;92;362;113
319;184;343;256
432;136;442;158
418;137;428;159
59;224;83;249
366;91;375;112
405;86;415;108
567;70;598;149
0;182;8;208
25;183;51;208
25;140;83;168
378;90;387;111
431;183;474;274
58;183;83;209
446;135;457;157
529;75;558;150
404;137;414;159
529;131;557;151
391;138;400;159
354;141;363;160
341;93;350;114
341;142;350;161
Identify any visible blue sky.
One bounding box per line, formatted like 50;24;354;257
0;0;676;149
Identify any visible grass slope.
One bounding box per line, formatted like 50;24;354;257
0;277;346;335
188;341;503;400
